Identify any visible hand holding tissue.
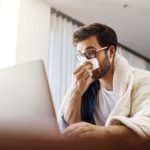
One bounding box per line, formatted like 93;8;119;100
79;58;99;71
79;57;100;81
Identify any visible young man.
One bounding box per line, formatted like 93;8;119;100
58;23;150;139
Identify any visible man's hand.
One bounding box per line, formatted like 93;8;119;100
62;122;137;139
72;62;93;95
62;122;102;139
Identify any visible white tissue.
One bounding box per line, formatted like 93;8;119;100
79;58;99;71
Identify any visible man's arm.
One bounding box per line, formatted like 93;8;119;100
63;87;82;124
60;62;93;125
62;122;137;139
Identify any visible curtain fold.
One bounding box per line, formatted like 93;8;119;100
117;46;149;70
48;9;80;112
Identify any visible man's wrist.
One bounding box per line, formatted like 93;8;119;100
70;85;83;97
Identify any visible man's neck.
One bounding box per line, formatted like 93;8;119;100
99;64;114;91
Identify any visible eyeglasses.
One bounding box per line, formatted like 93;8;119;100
76;46;109;61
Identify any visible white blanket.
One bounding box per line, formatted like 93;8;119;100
106;53;150;139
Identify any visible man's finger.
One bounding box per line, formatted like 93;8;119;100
63;127;83;137
76;69;92;80
62;123;82;135
78;131;91;139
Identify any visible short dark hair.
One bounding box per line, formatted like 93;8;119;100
73;23;117;49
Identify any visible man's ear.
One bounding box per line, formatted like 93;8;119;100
107;45;116;62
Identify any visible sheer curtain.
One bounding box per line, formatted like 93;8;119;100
117;45;149;70
48;8;81;112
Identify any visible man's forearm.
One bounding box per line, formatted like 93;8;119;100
97;125;137;138
63;87;82;125
62;122;138;139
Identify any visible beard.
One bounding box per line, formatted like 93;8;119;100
92;52;110;80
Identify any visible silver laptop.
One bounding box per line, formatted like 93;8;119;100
0;60;61;140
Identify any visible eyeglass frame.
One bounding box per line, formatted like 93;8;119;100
76;46;109;61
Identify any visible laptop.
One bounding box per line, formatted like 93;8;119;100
0;60;61;140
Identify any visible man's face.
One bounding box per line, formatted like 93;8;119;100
77;36;112;80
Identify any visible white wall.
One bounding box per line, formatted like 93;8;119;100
16;0;51;70
0;0;20;69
